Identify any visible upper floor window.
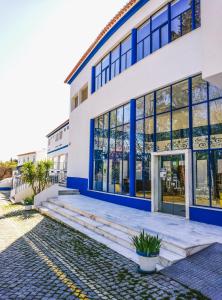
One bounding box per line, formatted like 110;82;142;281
151;6;169;52
121;36;132;72
111;45;120;79
101;54;110;86
137;20;151;61
80;85;88;103
71;94;78;111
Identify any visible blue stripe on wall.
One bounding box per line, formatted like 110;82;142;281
67;176;151;212
67;0;150;85
190;206;222;227
130;99;136;197
0;187;11;191
88;119;95;190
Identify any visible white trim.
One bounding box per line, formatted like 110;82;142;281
151;149;192;219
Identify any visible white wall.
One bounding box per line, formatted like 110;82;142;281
47;124;69;156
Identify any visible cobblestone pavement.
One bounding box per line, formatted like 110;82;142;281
0;198;208;300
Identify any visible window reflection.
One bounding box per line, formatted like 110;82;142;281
192;103;208;150
156;113;171;151
210;99;222;149
192;75;208;104
172;80;189;109
211;150;222;208
172;108;189;150
156;87;171;113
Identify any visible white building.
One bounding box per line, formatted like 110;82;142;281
64;0;222;227
17;150;46;168
46;119;69;172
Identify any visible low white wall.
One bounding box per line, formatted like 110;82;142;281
10;187;33;204
0;178;12;188
34;184;60;207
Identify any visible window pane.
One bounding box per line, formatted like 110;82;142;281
156;113;171;151
211;150;222;208
102;54;110;70
121;36;132;54
111;46;120;63
136;160;143;197
145;93;154;116
116;107;124;126
94;160;103;191
156;87;171;113
152;6;168;30
172;80;189;108
137;42;143;61
195;0;201;28
110;110;116;128
171;16;181;41
192;103;208;150
182;9;192;35
136;119;144;157
144;154;151;199
136;97;144;119
171;0;191;19
144;36;151;57
137;20;150;43
210;99;222;149
209;84;222;100
152;30;160;52
145;117;154;152
192;75;208;104
193;151;210;206
172;108;189;150
124;104;130;124
161;24;169;47
122;124;130;195
111;60;120;79
95;63;101;76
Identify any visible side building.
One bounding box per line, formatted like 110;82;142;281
65;0;222;226
46;120;69;174
17;150;46;172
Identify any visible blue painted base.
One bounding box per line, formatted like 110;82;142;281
67;177;151;212
190;207;222;227
0;187;11;191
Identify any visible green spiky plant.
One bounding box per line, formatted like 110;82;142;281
132;230;162;256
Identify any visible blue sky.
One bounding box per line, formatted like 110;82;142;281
0;0;126;161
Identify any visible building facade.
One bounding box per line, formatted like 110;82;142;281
17;150;46;169
46;120;69;172
65;0;222;226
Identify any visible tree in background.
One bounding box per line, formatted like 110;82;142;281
21;160;53;195
0;160;17;180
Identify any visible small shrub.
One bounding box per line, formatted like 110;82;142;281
132;230;161;256
23;196;34;206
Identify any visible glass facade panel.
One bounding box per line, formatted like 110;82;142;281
211;150;222;208
145;93;154;117
210;99;222;149
156;113;171;151
193;151;210;206
209;84;222;100
193;103;208;150
192;75;208;104
172;108;189;150
156;87;171;113
136;97;144;119
172;80;189;109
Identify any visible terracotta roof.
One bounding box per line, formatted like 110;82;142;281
46;119;69;138
64;0;139;84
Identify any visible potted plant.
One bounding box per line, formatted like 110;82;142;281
132;230;161;273
23;196;34;210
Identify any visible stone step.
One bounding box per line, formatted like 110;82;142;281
46;198;204;258
58;189;80;196
42;202;133;250
38;206;138;264
42;201;187;268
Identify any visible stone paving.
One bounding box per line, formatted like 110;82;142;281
0;198;208;300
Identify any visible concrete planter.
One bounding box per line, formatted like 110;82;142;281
137;251;159;273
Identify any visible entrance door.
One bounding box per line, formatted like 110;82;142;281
159;155;185;217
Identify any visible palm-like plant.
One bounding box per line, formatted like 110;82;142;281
132;230;161;256
21;160;53;195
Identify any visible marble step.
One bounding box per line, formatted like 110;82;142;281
58;189;80;196
39;206;138;264
46;197;206;258
42;201;187;268
42;202;133;250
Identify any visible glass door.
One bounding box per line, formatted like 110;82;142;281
159;154;185;217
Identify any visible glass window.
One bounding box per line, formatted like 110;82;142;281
111;46;120;79
151;6;168;52
152;6;168;31
101;54;110;86
171;0;191;19
122;124;130;195
161;24;169;47
209;84;222;100
110;110;116;128
124;104;130;124
172;108;189;150
192;75;208;104
210;99;222;149
121;36;132;72
137;21;151;61
156;87;171;113
152;30;160;52
137;21;150;42
210;150;222;208
195;0;201;28
172;80;189;109
116;107;124;126
171;16;181;41
182;9;192;35
136;97;144;119
192;103;208;150
156;113;171;151
193;151;210;206
145;93;154;116
145;117;154;152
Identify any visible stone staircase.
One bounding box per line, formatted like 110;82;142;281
38;191;209;270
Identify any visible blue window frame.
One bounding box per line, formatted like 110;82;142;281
137;20;151;61
111;45;120;79
95;63;102;91
120;36;132;72
151;6;169;52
